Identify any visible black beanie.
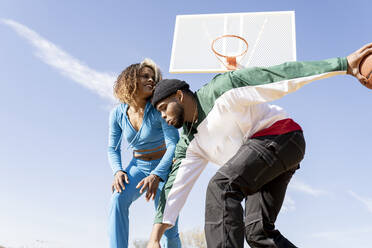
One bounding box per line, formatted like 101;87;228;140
151;79;190;107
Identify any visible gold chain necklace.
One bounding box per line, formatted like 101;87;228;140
186;103;198;138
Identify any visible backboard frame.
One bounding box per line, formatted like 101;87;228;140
169;11;297;74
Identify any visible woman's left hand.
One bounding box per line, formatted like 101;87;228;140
136;174;161;201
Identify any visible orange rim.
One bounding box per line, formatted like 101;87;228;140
211;34;249;59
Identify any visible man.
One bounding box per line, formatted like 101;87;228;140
147;43;372;248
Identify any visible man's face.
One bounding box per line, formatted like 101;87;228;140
156;96;185;128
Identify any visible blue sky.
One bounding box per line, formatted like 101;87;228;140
1;1;372;247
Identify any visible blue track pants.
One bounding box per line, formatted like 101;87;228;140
109;158;181;248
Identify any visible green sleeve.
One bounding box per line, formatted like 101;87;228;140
230;57;348;87
196;57;347;115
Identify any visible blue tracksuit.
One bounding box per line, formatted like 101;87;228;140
108;101;181;248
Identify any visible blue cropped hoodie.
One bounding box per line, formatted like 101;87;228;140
108;102;179;181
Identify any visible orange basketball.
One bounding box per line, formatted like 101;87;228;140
359;53;372;85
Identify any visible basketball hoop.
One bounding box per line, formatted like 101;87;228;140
211;34;248;70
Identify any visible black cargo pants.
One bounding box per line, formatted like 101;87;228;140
204;131;306;248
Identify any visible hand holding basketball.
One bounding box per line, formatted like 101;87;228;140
359;54;372;84
347;42;372;89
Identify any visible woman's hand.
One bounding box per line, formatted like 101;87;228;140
112;170;129;193
136;174;160;201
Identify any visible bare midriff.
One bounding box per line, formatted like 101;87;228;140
133;143;166;161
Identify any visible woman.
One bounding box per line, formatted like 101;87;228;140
108;59;181;248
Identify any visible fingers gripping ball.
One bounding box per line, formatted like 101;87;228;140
359;53;372;86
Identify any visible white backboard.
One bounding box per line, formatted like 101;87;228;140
169;11;296;73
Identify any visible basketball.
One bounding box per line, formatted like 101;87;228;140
359;53;372;85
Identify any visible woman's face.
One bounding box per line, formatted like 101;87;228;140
136;66;155;99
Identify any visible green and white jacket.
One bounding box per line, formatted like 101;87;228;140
155;57;348;225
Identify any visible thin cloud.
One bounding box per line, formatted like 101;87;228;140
1;19;116;102
281;195;296;213
278;179;328;214
2;239;65;248
288;179;328;197
312;227;372;242
348;190;372;213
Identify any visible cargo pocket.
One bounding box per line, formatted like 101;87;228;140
265;131;305;171
226;140;279;195
244;210;263;241
249;141;277;183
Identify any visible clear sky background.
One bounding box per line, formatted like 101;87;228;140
1;1;372;248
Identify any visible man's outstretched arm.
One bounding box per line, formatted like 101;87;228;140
196;42;372;110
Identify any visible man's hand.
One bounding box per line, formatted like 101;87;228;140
347;42;372;89
146;241;161;248
112;170;129;193
146;223;172;248
136;174;161;201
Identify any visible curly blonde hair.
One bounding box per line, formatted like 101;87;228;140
113;58;162;104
